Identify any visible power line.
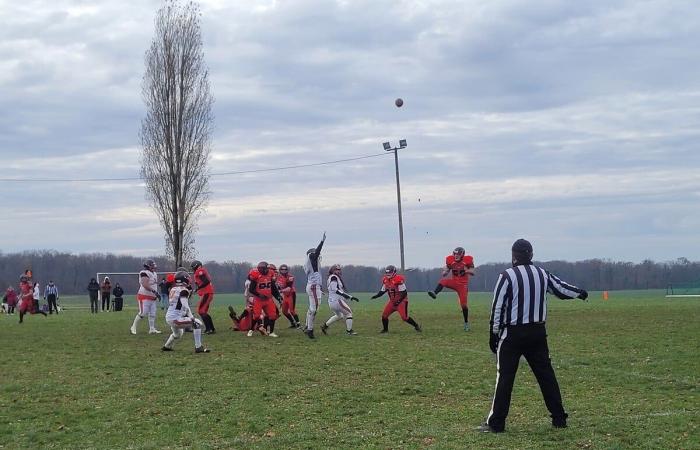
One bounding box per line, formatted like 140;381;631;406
0;152;391;183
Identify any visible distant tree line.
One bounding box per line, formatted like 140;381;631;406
0;250;698;295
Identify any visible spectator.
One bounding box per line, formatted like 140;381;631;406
44;280;60;314
112;283;124;312
100;277;112;312
87;278;100;313
5;286;18;314
158;277;169;310
1;289;7;314
32;282;41;313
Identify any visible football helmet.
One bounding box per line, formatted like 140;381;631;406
268;264;277;272
385;265;397;278
279;264;289;274
190;260;202;271
329;264;342;275
174;270;190;285
453;247;465;260
257;261;269;275
143;259;157;271
19;275;28;282
307;248;316;256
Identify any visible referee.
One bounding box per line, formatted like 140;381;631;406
479;238;588;433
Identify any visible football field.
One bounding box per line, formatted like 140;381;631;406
0;291;698;449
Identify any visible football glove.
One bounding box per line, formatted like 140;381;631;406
370;293;381;299
350;296;360;302
489;333;499;354
579;290;589;301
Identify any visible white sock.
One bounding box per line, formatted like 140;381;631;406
132;315;141;329
306;310;315;330
325;315;341;327
194;328;202;348
164;334;176;348
148;315;156;330
346;318;353;331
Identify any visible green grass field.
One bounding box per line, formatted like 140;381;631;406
0;291;698;449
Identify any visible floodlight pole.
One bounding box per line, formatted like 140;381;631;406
383;140;407;272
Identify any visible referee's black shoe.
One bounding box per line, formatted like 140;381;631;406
477;423;503;433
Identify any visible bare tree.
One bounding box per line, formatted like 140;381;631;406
140;0;213;267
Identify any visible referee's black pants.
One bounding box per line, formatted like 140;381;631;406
487;323;567;431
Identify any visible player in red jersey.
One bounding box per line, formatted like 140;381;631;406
190;260;216;334
18;271;46;323
371;265;421;333
276;264;301;329
428;247;476;331
248;261;283;337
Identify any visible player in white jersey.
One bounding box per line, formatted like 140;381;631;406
130;259;162;335
303;232;326;339
162;271;210;353
320;264;359;336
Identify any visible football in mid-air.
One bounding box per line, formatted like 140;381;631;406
395;98;403;107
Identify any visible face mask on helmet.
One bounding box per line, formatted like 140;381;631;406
144;259;157;270
190;260;202;271
279;264;289;274
453;247;465;260
385;265;397;277
257;262;269;275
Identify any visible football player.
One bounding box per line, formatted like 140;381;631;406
248;261;283;337
161;270;210;353
18;272;46;323
277;264;301;329
320;264;359;336
191;260;216;334
304;232;326;339
130;259;162;335
371;265;421;333
428;247;475;330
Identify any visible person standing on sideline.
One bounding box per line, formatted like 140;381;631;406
479;239;589;433
320;264;359;336
191;260;216;334
87;278;100;313
303;232;326;339
44;280;59;314
130;260;161;335
428;247;475;331
5;286;18;314
158;277;169;310
112;283;124;311
370;265;422;333
100;277;112;311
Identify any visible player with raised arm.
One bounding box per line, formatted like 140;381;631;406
304;232;326;339
130;259;162;335
190;260;216;334
371;265;421;333
277;264;301;329
428;247;475;331
320;264;359;336
161;270;209;353
248;262;283;338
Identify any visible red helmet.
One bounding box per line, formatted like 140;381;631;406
384;265;397;278
257;261;269;275
453;247;465;260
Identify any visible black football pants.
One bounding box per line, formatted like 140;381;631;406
487;323;567;431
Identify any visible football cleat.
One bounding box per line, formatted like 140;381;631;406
195;346;210;353
427;291;437;299
288;324;298;329
246;330;254;337
320;324;329;335
379;329;388;334
130;325;137;335
268;333;279;338
205;329;216;335
415;324;422;332
305;329;315;339
477;423;502;433
149;329;162;334
346;329;358;336
463;323;470;332
161;346;173;352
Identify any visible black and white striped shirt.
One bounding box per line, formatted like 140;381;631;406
490;264;585;334
44;283;59;299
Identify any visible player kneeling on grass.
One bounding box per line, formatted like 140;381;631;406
321;264;359;336
162;271;209;353
371;265;421;333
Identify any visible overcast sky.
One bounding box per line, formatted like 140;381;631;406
1;0;699;268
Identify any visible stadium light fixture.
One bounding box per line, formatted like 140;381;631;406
381;139;408;272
